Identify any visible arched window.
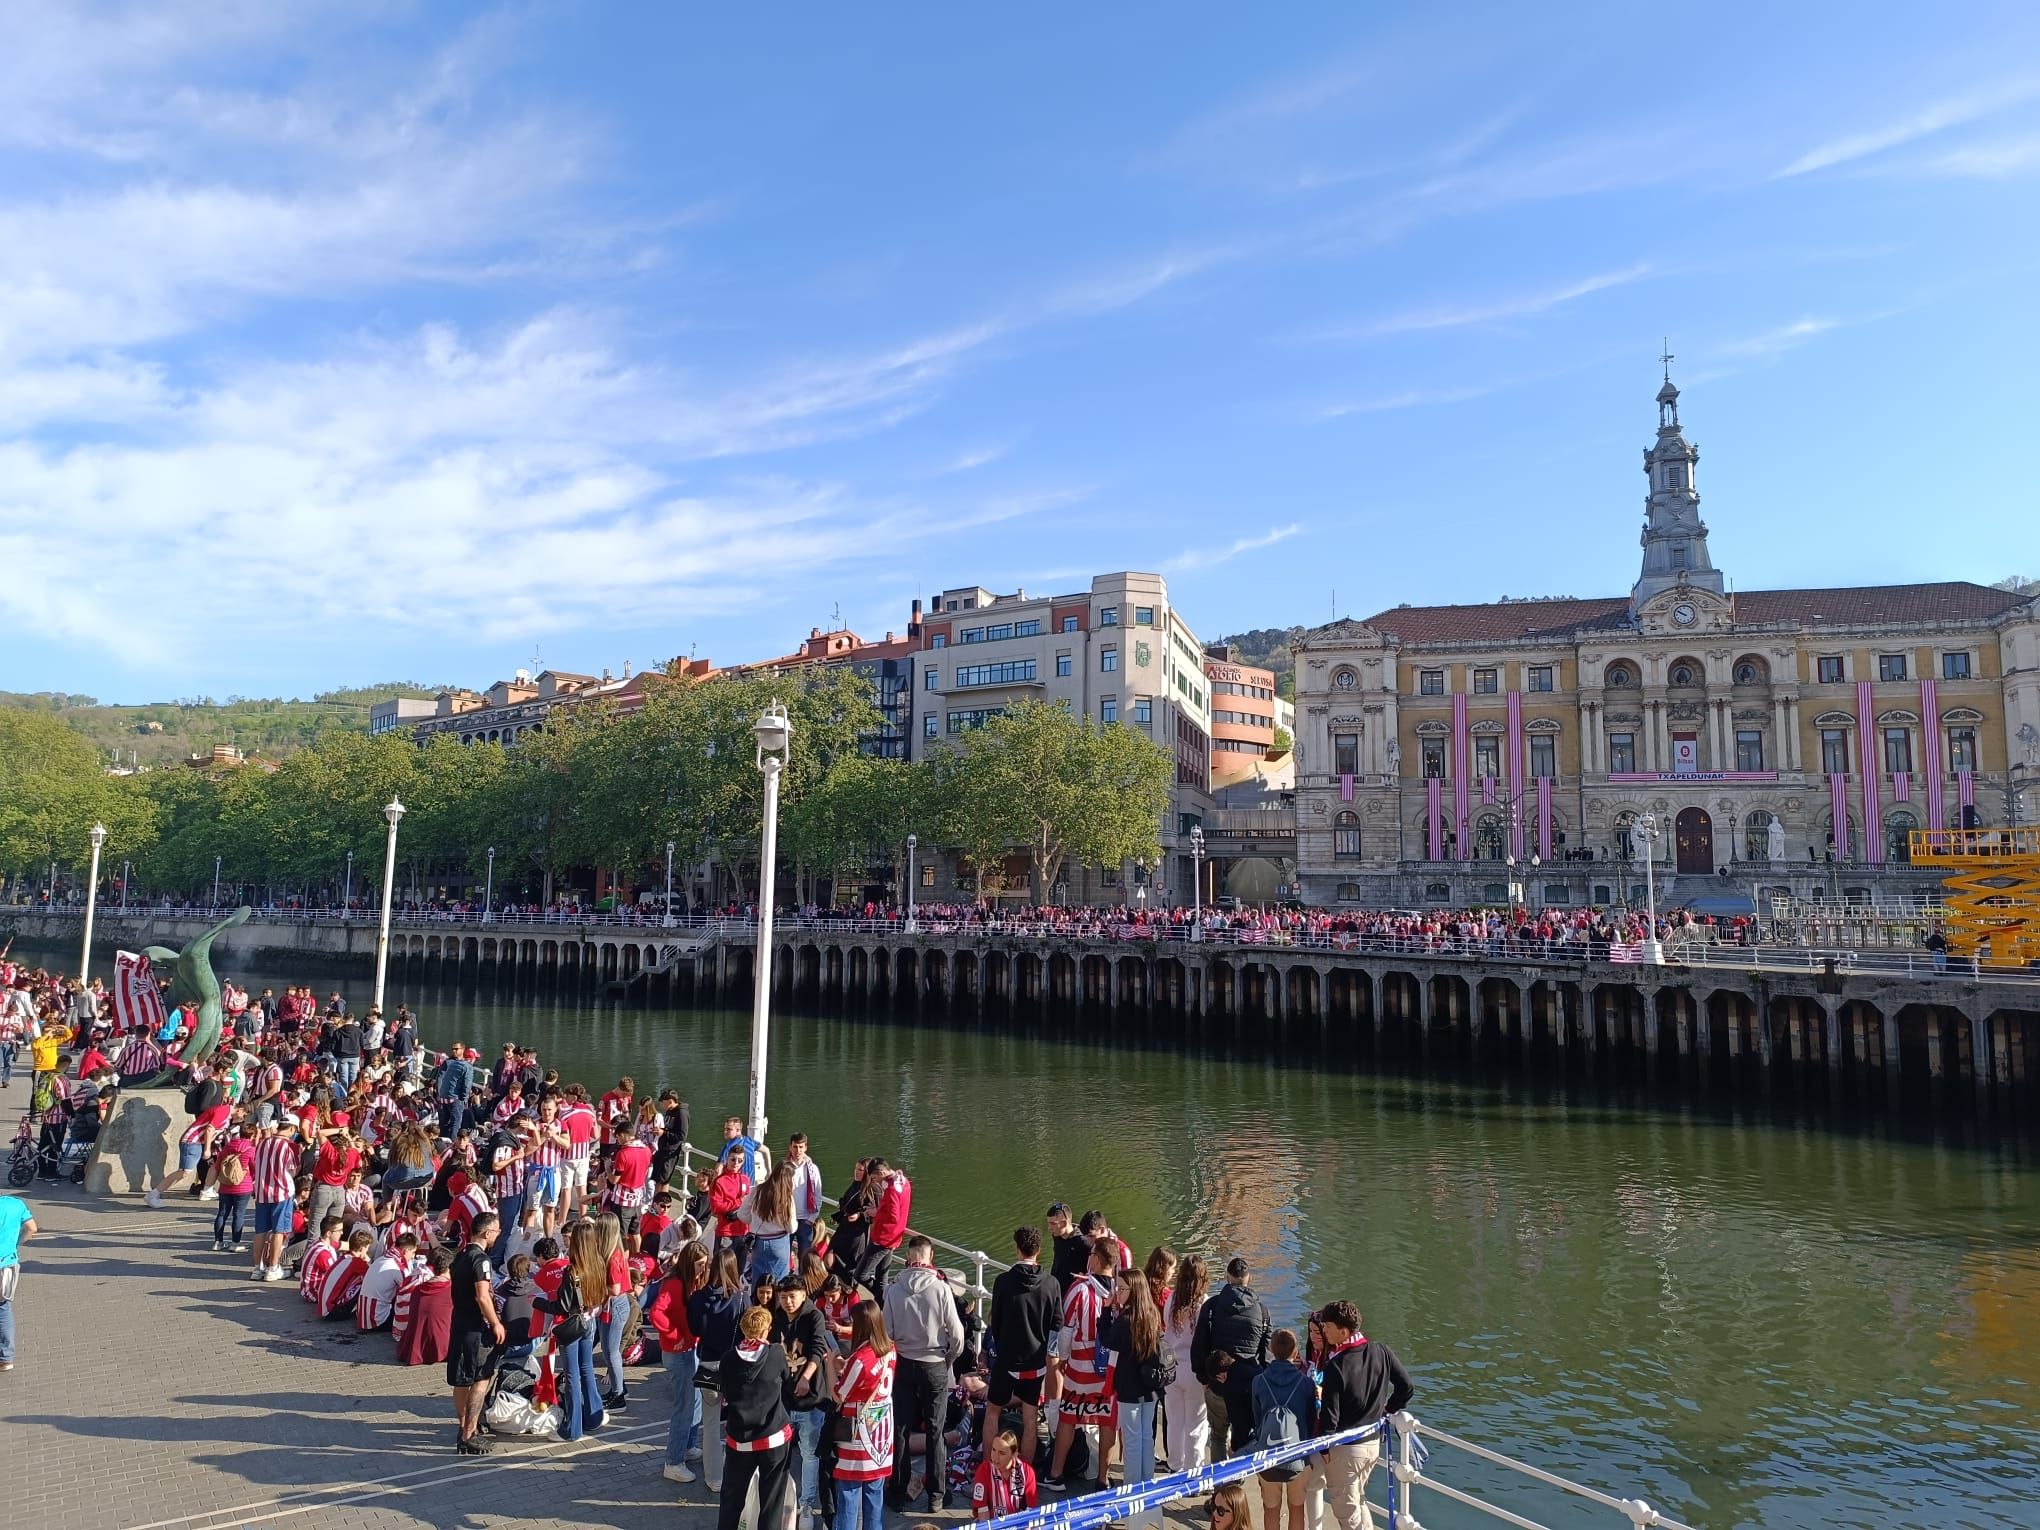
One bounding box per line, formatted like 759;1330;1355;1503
1744;809;1776;862
1336;882;1363;901
1474;812;1506;861
1669;663;1696;687
1614;809;1639;861
1333;811;1361;859
1605;665;1634;687
1886;811;1917;865
1734;660;1764;685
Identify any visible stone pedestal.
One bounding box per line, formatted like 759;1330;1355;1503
84;1087;181;1196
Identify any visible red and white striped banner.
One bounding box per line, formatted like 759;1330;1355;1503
1452;693;1471;861
1856;680;1883;864
1426;777;1444;861
1958;771;1975;811
1536;775;1553;860
1893;772;1910;803
1608;942;1645;964
1338;773;1354;802
1921;678;1945;828
1480;775;1496;805
1506;691;1525;859
1829;772;1851;858
112;950;168;1038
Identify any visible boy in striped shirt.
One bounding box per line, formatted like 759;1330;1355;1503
1046;1241;1119;1491
249;1117;300;1282
527;1095;570;1237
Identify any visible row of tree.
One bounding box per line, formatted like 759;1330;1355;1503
1;676;1173;907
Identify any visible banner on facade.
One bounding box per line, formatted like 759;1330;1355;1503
1607;771;1778;784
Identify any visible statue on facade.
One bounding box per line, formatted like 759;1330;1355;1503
1767;817;1786;863
145;906;251;1080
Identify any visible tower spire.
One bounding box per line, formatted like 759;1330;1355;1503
1630;361;1721;611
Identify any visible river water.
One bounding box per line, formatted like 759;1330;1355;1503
41;940;2040;1528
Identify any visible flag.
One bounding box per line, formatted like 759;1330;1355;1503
1452;694;1471;861
1339;773;1354;802
1608;942;1645;964
1959;771;1975;809
113;950;168;1038
1426;778;1443;861
1893;772;1910;803
1856;680;1883;864
1481;776;1496;805
1536;775;1553;860
1921;678;1944;829
1829;772;1851;859
1506;692;1525;859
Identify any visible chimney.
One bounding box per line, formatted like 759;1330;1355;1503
601;667;611;683
910;598;923;638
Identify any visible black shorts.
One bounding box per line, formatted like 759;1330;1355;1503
447;1329;502;1389
986;1368;1044;1408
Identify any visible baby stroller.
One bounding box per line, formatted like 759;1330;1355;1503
8;1100;94;1187
483;1347;562;1437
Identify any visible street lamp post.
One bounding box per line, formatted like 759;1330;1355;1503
372;798;406;1016
748;702;794;1143
1529;853;1542;912
905;834;918;932
80;823;107;984
484;846;496;923
664;840;676;928
1634;813;1665;964
343;850;354;914
1506;854;1521;907
1189;825;1205;940
120;859;130;914
212;854;222;910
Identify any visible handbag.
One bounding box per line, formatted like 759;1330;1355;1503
550;1272;588;1343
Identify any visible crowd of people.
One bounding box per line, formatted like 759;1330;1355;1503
3;942;1418;1530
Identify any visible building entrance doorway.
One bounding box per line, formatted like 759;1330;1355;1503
1675;807;1714;875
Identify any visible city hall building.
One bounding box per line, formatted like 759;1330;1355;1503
1292;377;2040;910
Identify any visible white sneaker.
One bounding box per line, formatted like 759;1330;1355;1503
262;1266;287;1282
663;1463;696;1483
145;1190;164;1208
687;1447;703;1463
249;1266;268;1280
199;1188;219;1201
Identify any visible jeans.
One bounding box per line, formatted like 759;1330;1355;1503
836;1476;885;1530
889;1357;950;1507
1118;1398;1159;1530
600;1293;631;1396
0;1290;13;1364
557;1330;606;1441
748;1232;793;1284
493;1194;525;1267
213;1193;250;1244
437;1098;464;1137
795;1219;816;1262
334;1057;360;1089
664;1348;701;1465
792;1406;825;1511
306;1181;348;1241
719;1441;791;1530
0;1041;16;1086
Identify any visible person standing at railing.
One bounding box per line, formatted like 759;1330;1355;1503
988;1225;1059;1459
1312;1300;1412;1530
786;1132;824;1262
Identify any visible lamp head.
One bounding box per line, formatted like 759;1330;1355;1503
907;833;917;849
1189;825;1204;848
383;798;406;827
754;700;793;768
90;822;107;849
487;845;495;859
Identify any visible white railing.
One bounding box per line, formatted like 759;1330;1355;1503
1391;1411;1699;1530
1664;938;2040;985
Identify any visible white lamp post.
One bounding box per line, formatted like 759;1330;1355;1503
1189;825;1205;940
484;845;496;923
212;854;222;910
664;839;676;928
1506;854;1520;907
1634;813;1664;964
906;834;918;932
120;859;130;914
1530;853;1542;912
372;798;406;1015
343;849;354;914
748;701;793;1143
80;823;107;983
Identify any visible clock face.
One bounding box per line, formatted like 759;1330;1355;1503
1672;603;1697;627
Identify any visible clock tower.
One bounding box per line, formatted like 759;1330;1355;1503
1630;352;1725;613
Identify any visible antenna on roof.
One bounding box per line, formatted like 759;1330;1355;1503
832;602;843;630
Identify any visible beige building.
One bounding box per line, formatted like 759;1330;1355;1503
1293;376;2040;910
916;572;1214;902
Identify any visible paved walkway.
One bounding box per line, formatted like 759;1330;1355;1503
2;1186;711;1530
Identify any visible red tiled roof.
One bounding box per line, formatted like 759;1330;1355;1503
1363;581;2026;645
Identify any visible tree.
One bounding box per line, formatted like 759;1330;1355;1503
945;700;1172;902
0;709;156;884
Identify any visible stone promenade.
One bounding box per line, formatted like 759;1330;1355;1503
1;1186;712;1530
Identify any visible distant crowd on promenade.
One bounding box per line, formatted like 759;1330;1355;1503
5;945;1417;1530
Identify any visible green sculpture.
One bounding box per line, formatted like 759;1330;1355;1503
145;905;250;1076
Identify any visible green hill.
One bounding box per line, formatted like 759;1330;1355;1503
0;683;445;766
1210;626;1305;699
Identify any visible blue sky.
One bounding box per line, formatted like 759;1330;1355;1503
5;3;2039;702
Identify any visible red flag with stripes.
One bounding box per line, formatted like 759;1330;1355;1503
113;950;168;1038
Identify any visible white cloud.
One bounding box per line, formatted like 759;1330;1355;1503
1890;133;2040;180
931;444;1012;476
1773;76;2040;178
1316;383;1505;419
1320;263;1653;340
1166;525;1301;572
1716;317;1842;358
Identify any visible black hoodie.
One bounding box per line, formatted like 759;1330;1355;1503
989;1260;1059;1375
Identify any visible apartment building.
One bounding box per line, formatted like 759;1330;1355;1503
917;572;1215;902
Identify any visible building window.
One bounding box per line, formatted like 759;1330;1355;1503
955;660;1037;688
948;708;1002;733
1061;615;1079;633
1133;697;1152;725
1670;544;1689;569
1734;661;1760;685
925;668;938;690
1473;668;1498;694
923;714;938;738
1474;814;1505;860
1605;665;1633;687
1474;738;1500;779
961;628;984;643
929;633;947;649
1817;655;1845;683
1948;727;1977;773
1608;733;1635;773
1527;665;1554;693
1669;663;1696;686
1333;811;1361;859
1421;739;1446;778
1883;728;1912;774
1336;882;1363;901
1745;809;1776;861
1101;647;1118;673
1878;653;1908;682
1821;728;1850;775
1735;730;1764;771
1334;733;1359;775
985;623;1012;641
1529;735;1555;777
1942;651;1971;680
920;862;936;888
1055;653;1072;677
1099;607;1118;626
1134;606;1155;625
1419;669;1444;695
1100;698;1118;724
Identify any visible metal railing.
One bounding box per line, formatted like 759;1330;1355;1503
1390;1410;1698;1530
1664;937;2040;984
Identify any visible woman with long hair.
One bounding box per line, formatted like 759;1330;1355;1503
539;1220;608;1440
1144;1245;1176;1313
1207;1479;1250;1530
688;1247;748;1493
829;1158;873;1287
649;1241;709;1482
1102;1270;1170;1530
828;1298;897;1530
593;1211;635;1408
745;1158;797;1284
1162;1253;1210;1472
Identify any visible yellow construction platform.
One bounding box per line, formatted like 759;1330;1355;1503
1911;829;2040;967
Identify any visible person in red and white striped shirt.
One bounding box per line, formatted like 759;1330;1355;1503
1048;1241;1120;1487
359;1231;420;1332
527;1095;570;1237
249;1117;301;1282
829;1298;898;1528
319;1229;375;1319
299;1217;345;1304
559;1089;598;1219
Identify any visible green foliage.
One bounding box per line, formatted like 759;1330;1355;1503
0;683;445;767
1212;626;1304;700
1270;724;1293;757
0;710;157;876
